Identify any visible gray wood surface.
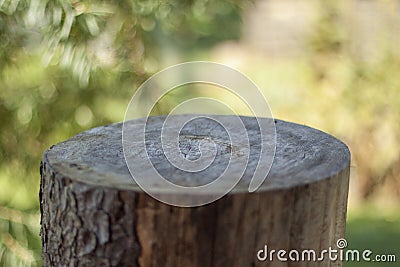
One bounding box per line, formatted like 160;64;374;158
43;115;349;191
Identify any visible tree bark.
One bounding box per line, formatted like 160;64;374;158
40;115;350;267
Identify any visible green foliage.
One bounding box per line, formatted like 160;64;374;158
307;1;400;199
0;207;41;266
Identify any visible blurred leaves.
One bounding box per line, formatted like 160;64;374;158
0;206;41;266
306;0;400;199
0;0;244;86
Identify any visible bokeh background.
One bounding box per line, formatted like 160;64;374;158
1;0;400;266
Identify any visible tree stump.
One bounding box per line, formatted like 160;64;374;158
40;115;350;267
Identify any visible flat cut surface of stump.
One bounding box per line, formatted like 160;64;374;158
44;115;350;192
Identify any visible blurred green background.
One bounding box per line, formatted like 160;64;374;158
0;0;399;266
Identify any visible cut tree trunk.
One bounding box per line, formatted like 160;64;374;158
40;115;350;267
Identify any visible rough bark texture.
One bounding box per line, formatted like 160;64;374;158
40;115;351;267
